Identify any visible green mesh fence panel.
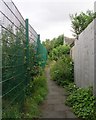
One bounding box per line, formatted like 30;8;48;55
0;0;47;118
1;0;27;115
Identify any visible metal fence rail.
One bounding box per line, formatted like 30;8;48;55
0;0;47;118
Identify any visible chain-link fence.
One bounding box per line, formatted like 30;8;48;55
0;0;47;118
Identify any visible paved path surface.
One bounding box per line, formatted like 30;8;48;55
41;67;77;118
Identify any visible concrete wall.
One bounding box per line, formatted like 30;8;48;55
94;0;96;96
74;2;96;95
74;19;96;95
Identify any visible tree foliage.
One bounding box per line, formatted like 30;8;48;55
42;34;64;55
50;45;70;61
70;10;96;39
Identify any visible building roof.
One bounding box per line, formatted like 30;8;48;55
64;36;75;45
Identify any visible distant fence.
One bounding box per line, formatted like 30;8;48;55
74;2;96;96
0;0;47;118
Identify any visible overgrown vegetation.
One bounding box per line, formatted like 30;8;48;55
23;71;48;118
49;45;70;61
65;85;96;120
64;83;78;95
42;34;64;56
45;34;74;86
50;56;74;86
3;69;48;118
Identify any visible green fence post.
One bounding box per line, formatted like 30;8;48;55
25;19;29;84
36;34;40;64
37;34;40;53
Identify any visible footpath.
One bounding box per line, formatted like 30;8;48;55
41;67;77;118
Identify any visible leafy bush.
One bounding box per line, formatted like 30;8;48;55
53;34;64;48
42;34;64;55
65;87;96;120
32;74;48;104
50;56;74;86
50;45;70;61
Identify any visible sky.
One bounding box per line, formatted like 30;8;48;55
12;0;96;41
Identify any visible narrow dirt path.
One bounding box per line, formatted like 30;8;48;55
41;67;77;118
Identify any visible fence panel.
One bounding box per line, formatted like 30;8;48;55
1;0;27;115
0;0;47;118
0;7;2;119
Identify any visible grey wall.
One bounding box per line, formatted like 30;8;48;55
74;20;95;88
94;2;96;95
74;2;96;95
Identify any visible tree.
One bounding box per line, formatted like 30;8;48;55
70;10;96;39
53;34;64;48
42;34;64;55
50;45;70;61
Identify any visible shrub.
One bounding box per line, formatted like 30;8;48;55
65;87;96;120
50;56;74;86
50;45;70;61
24;73;48;118
32;74;48;104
